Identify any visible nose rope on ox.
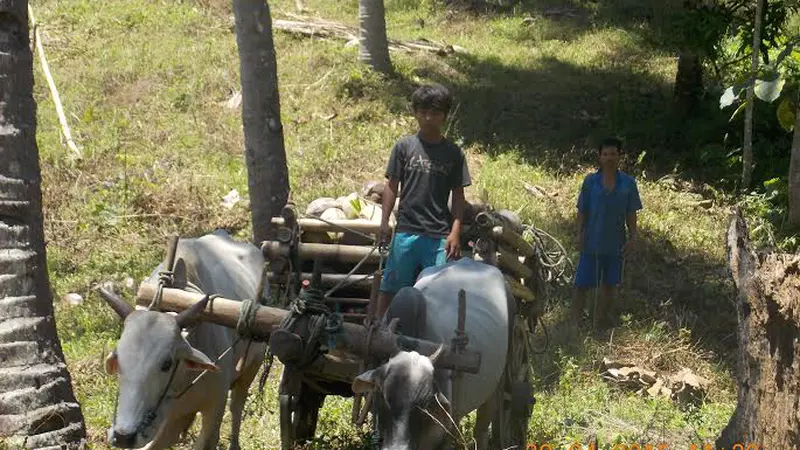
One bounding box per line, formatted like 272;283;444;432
110;293;244;441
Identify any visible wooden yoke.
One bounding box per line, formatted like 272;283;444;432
135;283;482;375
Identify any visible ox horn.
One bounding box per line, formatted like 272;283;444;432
428;343;446;365
97;285;134;320
175;295;210;329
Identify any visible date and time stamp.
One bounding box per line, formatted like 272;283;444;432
525;444;765;450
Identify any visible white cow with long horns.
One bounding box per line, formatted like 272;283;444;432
99;230;267;450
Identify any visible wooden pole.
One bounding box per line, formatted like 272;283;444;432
492;226;534;258
267;272;372;291
272;217;388;235
326;297;370;306
504;275;536;303
263;241;382;264
135;283;481;374
497;245;533;280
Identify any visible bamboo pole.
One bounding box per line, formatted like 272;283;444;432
272;217;387;234
326;297;370;305
135;283;481;374
492;226;534;258
266;272;372;291
497;245;534;279
28;5;81;158
504;275;536;303
262;241;382;264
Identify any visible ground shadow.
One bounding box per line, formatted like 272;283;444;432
528;212;737;393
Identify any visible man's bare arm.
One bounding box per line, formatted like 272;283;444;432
380;179;399;241
451;186;465;237
626;212;638;241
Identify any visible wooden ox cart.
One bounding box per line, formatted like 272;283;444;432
134;200;547;450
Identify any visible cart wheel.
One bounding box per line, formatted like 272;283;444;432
489;319;533;450
279;368;326;450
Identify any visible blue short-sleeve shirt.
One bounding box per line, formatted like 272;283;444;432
577;170;643;255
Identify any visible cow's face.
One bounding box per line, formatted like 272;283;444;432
352;350;458;450
103;311;218;448
98;290;217;448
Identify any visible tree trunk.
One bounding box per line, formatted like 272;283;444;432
716;210;800;449
358;0;393;75
742;0;765;192
0;3;87;448
673;51;703;117
788;101;800;227
233;0;290;245
673;0;704;117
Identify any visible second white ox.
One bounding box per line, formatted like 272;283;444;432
352;257;513;450
99;230;267;450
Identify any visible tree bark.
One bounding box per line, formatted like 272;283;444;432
0;3;87;448
788;100;800;227
716;210;800;449
673;51;703;117
742;0;765;192
672;0;704;117
358;0;393;75
233;0;290;245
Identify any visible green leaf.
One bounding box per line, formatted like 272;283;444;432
729;98;749;122
754;77;786;103
720;86;738;109
636;150;647;165
777;97;796;132
350;197;362;214
764;177;782;190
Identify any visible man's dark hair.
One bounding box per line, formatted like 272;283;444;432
411;83;453;116
598;137;623;153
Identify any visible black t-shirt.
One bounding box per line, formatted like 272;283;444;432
385;134;472;238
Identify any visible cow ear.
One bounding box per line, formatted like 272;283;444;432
105;350;119;375
180;346;219;372
352;366;385;394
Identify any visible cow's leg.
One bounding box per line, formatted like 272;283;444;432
193;393;227;450
228;346;263;450
140;413;196;450
474;397;495;450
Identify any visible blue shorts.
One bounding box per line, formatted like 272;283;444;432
380;232;447;293
574;252;622;288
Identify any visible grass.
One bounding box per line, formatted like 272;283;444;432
29;0;738;448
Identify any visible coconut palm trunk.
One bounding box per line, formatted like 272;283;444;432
359;0;393;74
233;0;290;244
0;2;87;448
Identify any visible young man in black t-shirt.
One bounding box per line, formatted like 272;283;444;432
373;83;472;322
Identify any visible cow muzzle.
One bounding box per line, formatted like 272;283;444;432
109;429;138;449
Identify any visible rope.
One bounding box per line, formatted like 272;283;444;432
237;298;260;338
148;269;175;310
521;224;574;285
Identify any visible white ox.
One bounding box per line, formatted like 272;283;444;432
99;230;267;450
352;257;513;450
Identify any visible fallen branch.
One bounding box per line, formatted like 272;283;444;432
273;15;468;56
28;5;82;158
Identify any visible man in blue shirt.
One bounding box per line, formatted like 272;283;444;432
571;137;643;331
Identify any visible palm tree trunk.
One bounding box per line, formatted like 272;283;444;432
788;101;800;227
672;0;704;118
359;0;393;75
742;0;765;192
0;2;87;448
233;0;290;244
